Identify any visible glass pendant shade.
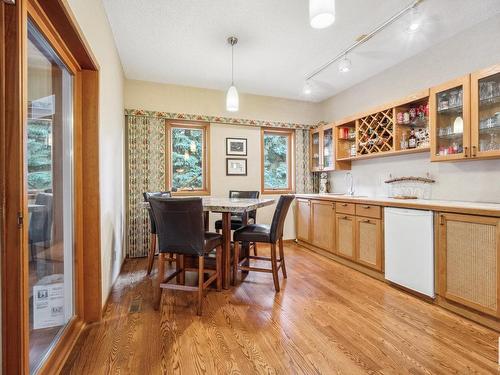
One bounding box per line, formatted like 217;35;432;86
226;85;239;112
309;0;335;29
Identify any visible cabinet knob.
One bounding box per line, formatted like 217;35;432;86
472;146;477;157
362;205;371;209
464;146;469;158
363;219;371;223
341;203;348;207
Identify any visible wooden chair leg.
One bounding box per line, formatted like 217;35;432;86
147;234;156;276
168;252;174;265
216;245;222;292
154;253;166;310
232;240;240;286
179;255;185;285
253;242;258;256
278;237;287;279
197;255;204;316
270;243;280;292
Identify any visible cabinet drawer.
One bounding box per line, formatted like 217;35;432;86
336;202;355;215
355;204;381;219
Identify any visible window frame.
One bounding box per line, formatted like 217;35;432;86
166;120;211;196
260;127;295;195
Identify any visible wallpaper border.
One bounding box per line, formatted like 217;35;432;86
125;108;325;130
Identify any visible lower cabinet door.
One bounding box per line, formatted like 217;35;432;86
355;217;383;271
335;214;356;259
296;199;311;242
311;200;335;251
438;213;500;317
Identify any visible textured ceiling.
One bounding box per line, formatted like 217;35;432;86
102;0;500;102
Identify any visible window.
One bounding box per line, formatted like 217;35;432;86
167;121;210;194
261;128;294;194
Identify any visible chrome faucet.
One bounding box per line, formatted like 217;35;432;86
345;172;354;196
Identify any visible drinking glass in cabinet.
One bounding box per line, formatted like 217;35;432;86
435;86;465;156
311;131;320;168
323;127;333;169
478;72;500;152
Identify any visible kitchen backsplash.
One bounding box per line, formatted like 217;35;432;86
329;152;500;203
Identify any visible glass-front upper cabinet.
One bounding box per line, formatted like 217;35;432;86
322;125;335;171
310;128;321;171
471;64;500;158
430;75;471;161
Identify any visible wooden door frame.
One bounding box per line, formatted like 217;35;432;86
0;0;102;373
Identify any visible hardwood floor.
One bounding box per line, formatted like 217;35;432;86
63;243;499;374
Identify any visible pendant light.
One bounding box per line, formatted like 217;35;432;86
338;54;351;73
226;36;239;112
309;0;335;29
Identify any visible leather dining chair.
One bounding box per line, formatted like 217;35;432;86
232;195;295;292
149;197;222;315
143;191;172;275
214;190;260;255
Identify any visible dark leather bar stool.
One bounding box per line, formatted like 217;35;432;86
149;197;222;315
215;190;260;255
143;191;172;275
232;195;294;292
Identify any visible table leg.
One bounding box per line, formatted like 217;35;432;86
222;212;231;289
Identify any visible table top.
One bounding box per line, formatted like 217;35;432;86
141;197;275;213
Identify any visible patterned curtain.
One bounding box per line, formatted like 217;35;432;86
127;115;166;258
295;129;317;193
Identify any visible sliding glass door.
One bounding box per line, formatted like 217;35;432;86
27;20;75;374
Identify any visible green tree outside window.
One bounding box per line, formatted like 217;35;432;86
263;133;289;189
27;120;52;190
171;127;203;190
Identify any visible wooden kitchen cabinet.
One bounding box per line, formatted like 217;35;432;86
437;213;500;317
311;200;335;251
470;64;500;159
310;124;350;172
430;75;471;161
296;199;311;242
336;214;356;260
355;217;383;272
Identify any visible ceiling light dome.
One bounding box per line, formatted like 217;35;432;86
226;36;239;112
406;6;420;33
226;85;239;112
303;81;312;95
309;0;335;29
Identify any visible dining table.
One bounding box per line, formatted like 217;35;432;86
142;196;275;289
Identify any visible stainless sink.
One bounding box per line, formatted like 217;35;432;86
323;193;368;198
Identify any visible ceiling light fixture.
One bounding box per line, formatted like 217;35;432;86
338;55;351;73
309;0;335;29
304;0;424;83
226;36;239;112
303;81;312;95
406;6;420;33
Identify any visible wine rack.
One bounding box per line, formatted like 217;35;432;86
357;109;394;156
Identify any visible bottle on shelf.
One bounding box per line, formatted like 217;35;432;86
408;129;417;149
400;132;408;150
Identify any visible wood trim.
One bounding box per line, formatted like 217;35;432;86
165;120;211;196
80;69;101;321
36;318;85;375
1;1;29;373
260;127;295;195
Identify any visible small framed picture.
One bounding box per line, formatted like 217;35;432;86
226;158;247;176
226;137;247;156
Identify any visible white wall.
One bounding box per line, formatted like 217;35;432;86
321;14;500;203
67;0;125;305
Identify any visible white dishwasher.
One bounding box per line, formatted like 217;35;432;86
384;207;434;298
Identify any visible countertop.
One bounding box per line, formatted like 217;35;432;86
295;194;500;218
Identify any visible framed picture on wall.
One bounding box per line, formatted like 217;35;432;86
226;158;247;176
226;137;247;156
